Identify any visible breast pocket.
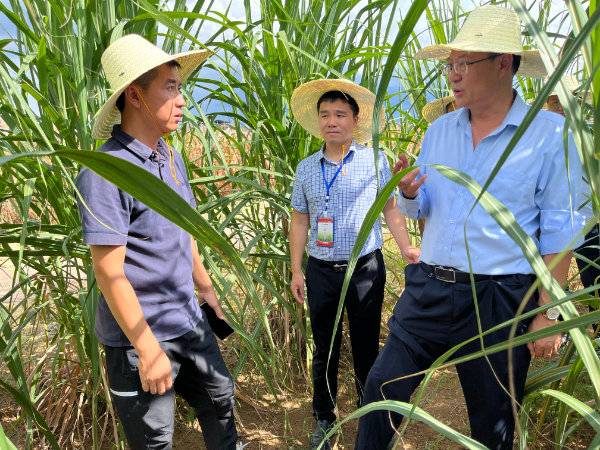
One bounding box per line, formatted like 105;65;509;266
349;176;378;205
487;169;529;213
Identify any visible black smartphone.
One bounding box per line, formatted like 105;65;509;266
200;302;235;340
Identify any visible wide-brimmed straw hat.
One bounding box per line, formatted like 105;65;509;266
92;34;211;140
290;79;385;144
414;6;546;79
544;74;591;109
421;95;457;123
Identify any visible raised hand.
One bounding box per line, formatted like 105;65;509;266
393;154;427;199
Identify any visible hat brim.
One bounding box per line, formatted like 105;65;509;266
413;45;547;79
92;49;211;140
290;79;385;144
422;95;456;123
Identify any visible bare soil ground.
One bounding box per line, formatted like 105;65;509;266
0;256;596;449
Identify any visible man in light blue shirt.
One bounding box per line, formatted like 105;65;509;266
356;6;583;450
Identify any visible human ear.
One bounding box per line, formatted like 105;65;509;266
124;85;142;109
499;54;512;79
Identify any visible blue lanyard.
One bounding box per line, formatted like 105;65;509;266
321;160;343;217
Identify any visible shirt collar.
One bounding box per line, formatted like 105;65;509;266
318;139;358;163
111;125;158;162
457;90;526;133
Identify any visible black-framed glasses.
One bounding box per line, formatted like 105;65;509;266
440;54;499;76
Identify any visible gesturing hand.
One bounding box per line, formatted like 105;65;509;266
393;154;426;199
138;343;173;395
291;272;306;304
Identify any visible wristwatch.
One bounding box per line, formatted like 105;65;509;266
541;306;560;321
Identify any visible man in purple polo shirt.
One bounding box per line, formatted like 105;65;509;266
76;35;240;449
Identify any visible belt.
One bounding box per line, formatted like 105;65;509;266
310;249;379;273
421;262;490;283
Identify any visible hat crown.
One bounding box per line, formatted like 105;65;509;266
452;6;523;54
101;34;169;91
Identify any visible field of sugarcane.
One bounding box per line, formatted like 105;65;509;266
0;0;599;448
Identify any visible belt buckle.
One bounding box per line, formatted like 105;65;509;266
434;266;456;283
333;264;347;273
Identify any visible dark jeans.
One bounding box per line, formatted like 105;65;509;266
306;249;386;423
104;317;238;450
356;263;537;450
576;225;600;295
575;224;600;332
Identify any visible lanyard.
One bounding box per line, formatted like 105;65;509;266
321;160;343;218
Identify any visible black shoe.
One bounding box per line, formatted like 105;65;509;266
386;436;397;450
310;419;333;450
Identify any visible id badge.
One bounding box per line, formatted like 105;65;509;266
317;217;334;247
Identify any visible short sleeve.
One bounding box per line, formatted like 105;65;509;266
75;167;132;245
378;151;396;200
291;161;308;213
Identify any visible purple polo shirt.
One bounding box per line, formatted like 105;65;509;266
75;125;202;347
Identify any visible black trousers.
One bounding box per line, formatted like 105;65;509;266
104;318;238;450
356;263;537;450
576;224;600;296
306;249;386;423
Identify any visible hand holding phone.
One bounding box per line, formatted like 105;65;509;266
200;302;235;340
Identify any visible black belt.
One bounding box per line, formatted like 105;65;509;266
310;249;379;273
421;262;491;283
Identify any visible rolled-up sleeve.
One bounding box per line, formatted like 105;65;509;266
291;161;308;213
536;132;584;254
75;167;132;245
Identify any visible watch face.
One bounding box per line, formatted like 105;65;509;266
546;307;560;320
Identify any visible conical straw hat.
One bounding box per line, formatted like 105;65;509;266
421;95;456;123
290;79;385;144
414;6;546;79
92;34;211;140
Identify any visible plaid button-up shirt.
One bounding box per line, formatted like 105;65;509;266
291;140;395;261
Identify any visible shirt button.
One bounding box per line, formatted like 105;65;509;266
460;193;464;197
337;246;341;249
444;247;448;251
450;220;454;224
339;206;342;208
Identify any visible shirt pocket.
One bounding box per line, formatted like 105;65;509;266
349;175;378;205
487;169;528;213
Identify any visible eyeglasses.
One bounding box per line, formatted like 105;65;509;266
440;54;499;76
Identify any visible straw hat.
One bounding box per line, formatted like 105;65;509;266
92;34;211;140
413;6;547;79
421;95;456;123
290;79;385;144
544;74;591;109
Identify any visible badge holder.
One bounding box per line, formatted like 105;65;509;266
317;158;343;248
317;212;334;247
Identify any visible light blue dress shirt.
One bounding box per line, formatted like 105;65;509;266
398;94;583;275
291;140;395;261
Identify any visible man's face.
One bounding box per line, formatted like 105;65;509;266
546;95;565;117
446;51;505;109
137;64;185;133
318;99;359;147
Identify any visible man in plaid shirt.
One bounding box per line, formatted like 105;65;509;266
288;79;418;450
